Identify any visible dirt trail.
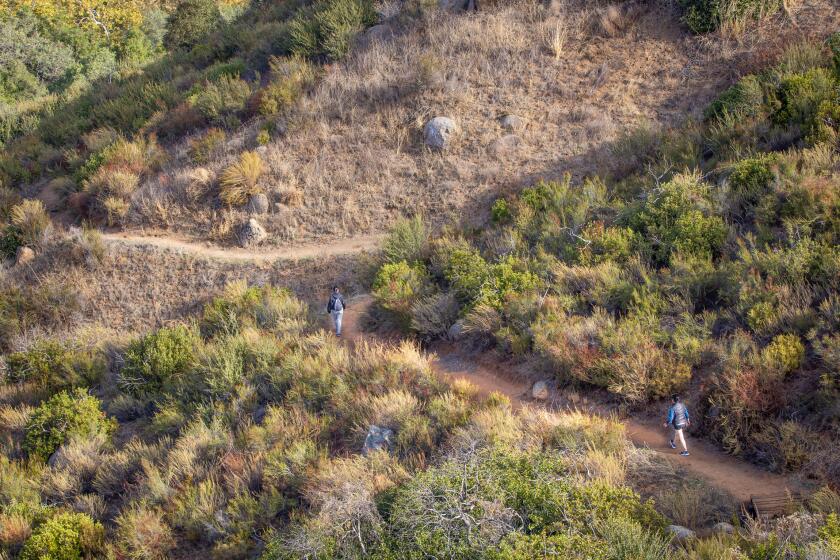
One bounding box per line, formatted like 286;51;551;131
340;295;799;503
101;230;384;262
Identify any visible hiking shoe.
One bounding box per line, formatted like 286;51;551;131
669;440;676;449
680;451;690;457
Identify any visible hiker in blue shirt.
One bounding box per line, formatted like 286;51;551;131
664;395;691;456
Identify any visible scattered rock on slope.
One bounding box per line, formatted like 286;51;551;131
424;117;458;150
363;425;393;455
532;380;549;400
667;525;696;542
15;246;35;266
237;218;267;247
499;114;526;132
246;193;269;215
713;522;735;535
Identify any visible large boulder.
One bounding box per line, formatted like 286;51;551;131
237;218;267;247
363;425;393;455
424;117;458;150
666;525;696;542
15;246;35;267
246;193;269;215
532;380;550;401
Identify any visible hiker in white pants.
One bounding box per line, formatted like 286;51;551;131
326;286;346;337
664;395;691;457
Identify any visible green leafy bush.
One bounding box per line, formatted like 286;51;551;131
762;333;805;374
257;56;315;116
119;326;200;398
6;340;103;391
164;0;223;50
434;238;489;303
191;75;252;126
19;512;108;560
290;0;378;60
678;0;784;34
382;215;428;265
372;261;429;327
23;389;114;461
772;68;838;137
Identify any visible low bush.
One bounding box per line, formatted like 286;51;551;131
189;128;226;164
257;56;315;116
23;389;114;461
678;0;785;34
164;0;223;51
218;151;265;206
289;0;378;60
372;261;429;328
115;506;175;560
382;215;428;265
762;333;805;374
6;340;103;392
10;199;50;247
18;512;107;560
119;325;200;398
191;75;252;127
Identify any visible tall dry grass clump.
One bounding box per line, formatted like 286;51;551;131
219;151;265;206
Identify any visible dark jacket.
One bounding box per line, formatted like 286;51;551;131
327;293;346;313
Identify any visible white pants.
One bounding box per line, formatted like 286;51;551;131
672;427;687;451
331;310;343;335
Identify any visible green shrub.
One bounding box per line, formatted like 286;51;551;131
372;261;429;327
679;0;784;34
434;239;489;303
257;56;315;116
771;68;838;138
630;174;727;265
19;512;108;560
290;0;377;60
727;155;777;220
478;257;541;310
164;0;223;50
491;198;511;224
189;128;227;163
382;215;428;265
191;75;252;126
23;389;115;461
119;325;200;398
578;222;638;265
762;333;805;374
6;340;103;391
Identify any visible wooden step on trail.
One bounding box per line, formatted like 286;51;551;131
750;490;803;519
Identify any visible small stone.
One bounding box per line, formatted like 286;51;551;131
532;380;549;401
666;525;696;542
15;246;35;266
246;193;269;215
491;134;521;157
424;117;458;150
499;114;526;132
713;522;735;535
448;320;464;340
363;425;393;455
237;218;267;248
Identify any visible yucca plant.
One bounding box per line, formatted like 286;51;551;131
219;151;265;206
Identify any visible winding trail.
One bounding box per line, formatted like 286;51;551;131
100;230;384;262
340;295;799;504
96;229;800;503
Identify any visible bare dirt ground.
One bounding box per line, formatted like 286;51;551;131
340;294;802;503
127;0;840;246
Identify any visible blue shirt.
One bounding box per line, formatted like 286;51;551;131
667;403;689;426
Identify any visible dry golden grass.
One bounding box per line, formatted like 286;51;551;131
123;0;840;246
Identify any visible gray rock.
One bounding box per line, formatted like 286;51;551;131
532;380;549;401
491;134;521;156
363;425;393;455
448;320;464;340
237;218;267;248
424;117;458;150
15;246;35;266
666;525;696;542
713;522;735;535
499;114;526;132
246;193;269;215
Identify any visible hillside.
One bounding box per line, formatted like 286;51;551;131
3;0;840;559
